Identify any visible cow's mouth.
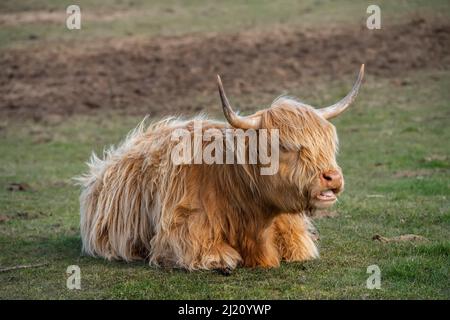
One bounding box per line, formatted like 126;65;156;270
316;190;337;202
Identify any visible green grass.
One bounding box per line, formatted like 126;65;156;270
1;0;449;48
1;0;449;300
1;70;449;299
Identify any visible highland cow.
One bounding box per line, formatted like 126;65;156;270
77;65;364;272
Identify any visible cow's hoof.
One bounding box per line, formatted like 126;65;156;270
215;267;233;276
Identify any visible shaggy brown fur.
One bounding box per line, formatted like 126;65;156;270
77;98;343;271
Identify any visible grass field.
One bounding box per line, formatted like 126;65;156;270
0;0;448;48
0;1;449;299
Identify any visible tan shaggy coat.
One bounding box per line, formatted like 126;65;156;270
77;98;343;271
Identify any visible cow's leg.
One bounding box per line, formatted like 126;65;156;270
150;203;243;271
272;213;319;262
239;227;281;268
200;242;243;272
151;233;243;271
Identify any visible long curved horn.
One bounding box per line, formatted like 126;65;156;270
217;75;261;129
318;64;365;119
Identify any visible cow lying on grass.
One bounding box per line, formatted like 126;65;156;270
77;65;364;272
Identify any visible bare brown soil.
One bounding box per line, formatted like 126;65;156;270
1;17;449;121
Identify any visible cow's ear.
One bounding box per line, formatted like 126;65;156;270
317;64;364;120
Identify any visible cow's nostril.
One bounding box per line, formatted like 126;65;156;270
321;171;343;188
